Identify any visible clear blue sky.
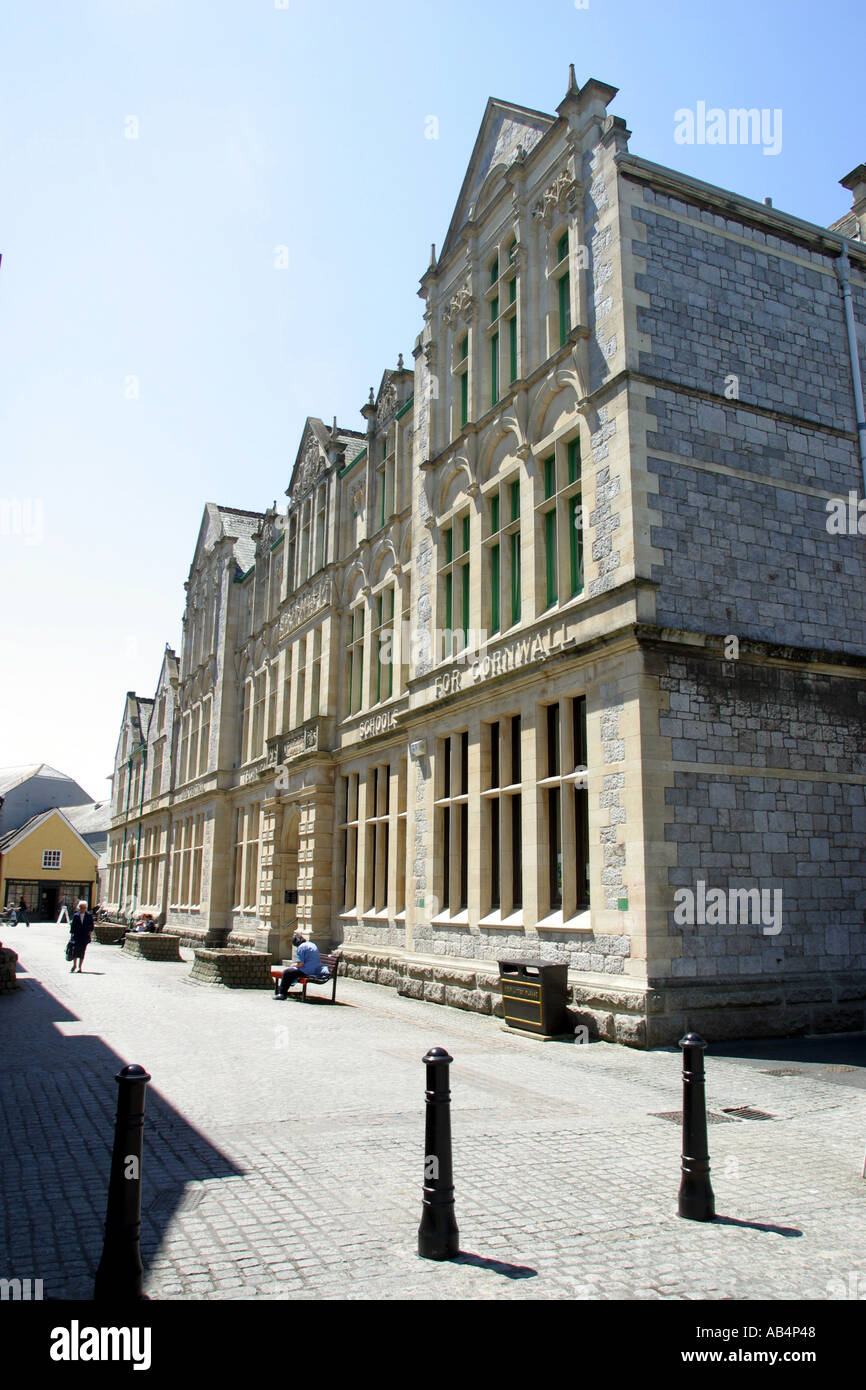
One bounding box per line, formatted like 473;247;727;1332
1;0;862;800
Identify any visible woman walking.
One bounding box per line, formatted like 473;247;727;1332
69;900;93;973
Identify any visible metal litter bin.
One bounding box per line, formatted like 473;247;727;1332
498;959;569;1036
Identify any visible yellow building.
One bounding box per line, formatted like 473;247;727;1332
0;809;98;920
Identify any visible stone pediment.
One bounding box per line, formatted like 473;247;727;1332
287;421;330;503
439;98;554;260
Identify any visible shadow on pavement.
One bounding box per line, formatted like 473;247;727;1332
0;969;244;1300
712;1216;803;1238
454;1251;538;1278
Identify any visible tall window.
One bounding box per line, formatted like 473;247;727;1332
188;705;200;782
340;773;359;911
372;587;395;703
282;645;294;732
286;514;297;593
239;681;251;763
484;475;521;635
396;757;407;915
482;714;523;917
347;603;365;715
489;252;500;407
266;669;277;742
179;714;190;786
554;229;572;348
151;741;164;798
458;334;469;429
365;764;391;913
537;696;590;918
376;432;395;530
537;436;584;614
310;627;322;718
232;804;260;911
436;732;469;913
199;698;211;776
315;485;327;571
439;512;471;657
506;237;518;384
485;242;519;405
252;671;266;758
295;639;307;725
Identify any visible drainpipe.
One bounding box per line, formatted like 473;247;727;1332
833;247;866;497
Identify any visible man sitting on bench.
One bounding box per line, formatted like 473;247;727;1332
275;932;330;999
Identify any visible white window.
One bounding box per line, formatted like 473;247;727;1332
42;850;62;870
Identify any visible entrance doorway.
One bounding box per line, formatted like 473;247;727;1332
39;885;58;921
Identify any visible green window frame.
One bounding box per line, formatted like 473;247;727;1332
545;510;557;607
491;332;499;406
510;530;521;624
460;370;468;427
509;315;517;384
490;544;500;634
544;455;556;500
569;494;583;598
558;270;571;347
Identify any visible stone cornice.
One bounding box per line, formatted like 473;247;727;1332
617;152;866;266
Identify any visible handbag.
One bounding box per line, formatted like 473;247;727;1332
65;938;76;962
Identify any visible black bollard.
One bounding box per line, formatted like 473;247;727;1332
94;1064;152;1300
678;1032;715;1222
417;1047;459;1260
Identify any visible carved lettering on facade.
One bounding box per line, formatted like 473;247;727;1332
279;576;332;641
434;628;571;699
359;710;397;738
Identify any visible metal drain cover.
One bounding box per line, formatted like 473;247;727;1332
650;1111;735;1124
722;1106;775;1121
761;1067;803;1076
822;1065;858;1074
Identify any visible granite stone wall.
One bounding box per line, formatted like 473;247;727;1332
661;652;866;978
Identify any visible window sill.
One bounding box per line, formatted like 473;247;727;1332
479;910;525;929
537;908;592;932
430;910;469;926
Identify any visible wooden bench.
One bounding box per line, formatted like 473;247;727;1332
270;952;341;1003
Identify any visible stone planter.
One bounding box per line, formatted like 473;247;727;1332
189;948;273;989
122;933;183;962
0;943;19;995
94;925;125;946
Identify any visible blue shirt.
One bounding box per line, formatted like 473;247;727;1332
296;941;328;980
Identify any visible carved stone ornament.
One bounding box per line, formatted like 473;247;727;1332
295;437;326;500
532;169;579;225
257;511;284;555
442;282;474;328
377;381;399;430
278;576;333;641
349;482;365;515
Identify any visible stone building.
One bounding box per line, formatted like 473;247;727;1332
107;72;866;1045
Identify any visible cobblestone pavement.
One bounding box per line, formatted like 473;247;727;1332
1;925;865;1301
